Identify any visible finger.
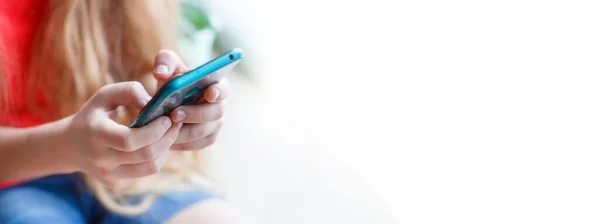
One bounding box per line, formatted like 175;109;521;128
113;146;171;178
171;133;219;151
169;103;224;123
90;81;151;110
108;122;182;165
153;49;188;88
106;106;123;120
175;120;223;144
204;78;230;103
113;122;180;178
94;116;173;151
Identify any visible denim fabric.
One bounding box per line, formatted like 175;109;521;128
0;174;215;224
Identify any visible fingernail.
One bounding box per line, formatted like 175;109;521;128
162;117;171;128
213;88;220;101
155;65;168;75
175;110;187;122
144;96;152;104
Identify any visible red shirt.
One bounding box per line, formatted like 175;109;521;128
0;0;48;187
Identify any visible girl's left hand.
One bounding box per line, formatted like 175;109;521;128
151;50;229;151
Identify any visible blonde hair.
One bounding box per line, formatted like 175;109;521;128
2;0;218;215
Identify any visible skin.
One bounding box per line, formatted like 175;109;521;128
0;50;249;222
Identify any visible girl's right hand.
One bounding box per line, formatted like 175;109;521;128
64;82;182;189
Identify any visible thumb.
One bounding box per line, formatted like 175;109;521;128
153;49;188;88
89;82;151;111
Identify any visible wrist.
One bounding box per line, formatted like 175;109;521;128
29;116;81;174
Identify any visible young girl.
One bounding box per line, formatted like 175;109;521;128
0;0;248;223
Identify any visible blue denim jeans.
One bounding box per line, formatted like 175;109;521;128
0;174;215;224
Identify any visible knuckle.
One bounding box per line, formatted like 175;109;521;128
120;135;135;151
126;81;144;95
140;147;155;161
88;116;102;131
87;116;105;139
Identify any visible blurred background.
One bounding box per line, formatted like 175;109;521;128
178;0;403;223
178;0;600;224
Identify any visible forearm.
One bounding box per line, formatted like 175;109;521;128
0;117;78;181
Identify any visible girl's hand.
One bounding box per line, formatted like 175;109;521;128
152;50;228;151
65;82;183;189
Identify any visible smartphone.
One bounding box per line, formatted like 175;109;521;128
128;48;244;128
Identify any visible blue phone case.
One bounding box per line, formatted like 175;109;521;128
129;48;244;128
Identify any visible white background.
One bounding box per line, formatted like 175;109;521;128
203;0;600;223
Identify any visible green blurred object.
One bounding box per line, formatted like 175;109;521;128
180;2;229;57
179;2;217;68
179;1;252;78
181;3;212;31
